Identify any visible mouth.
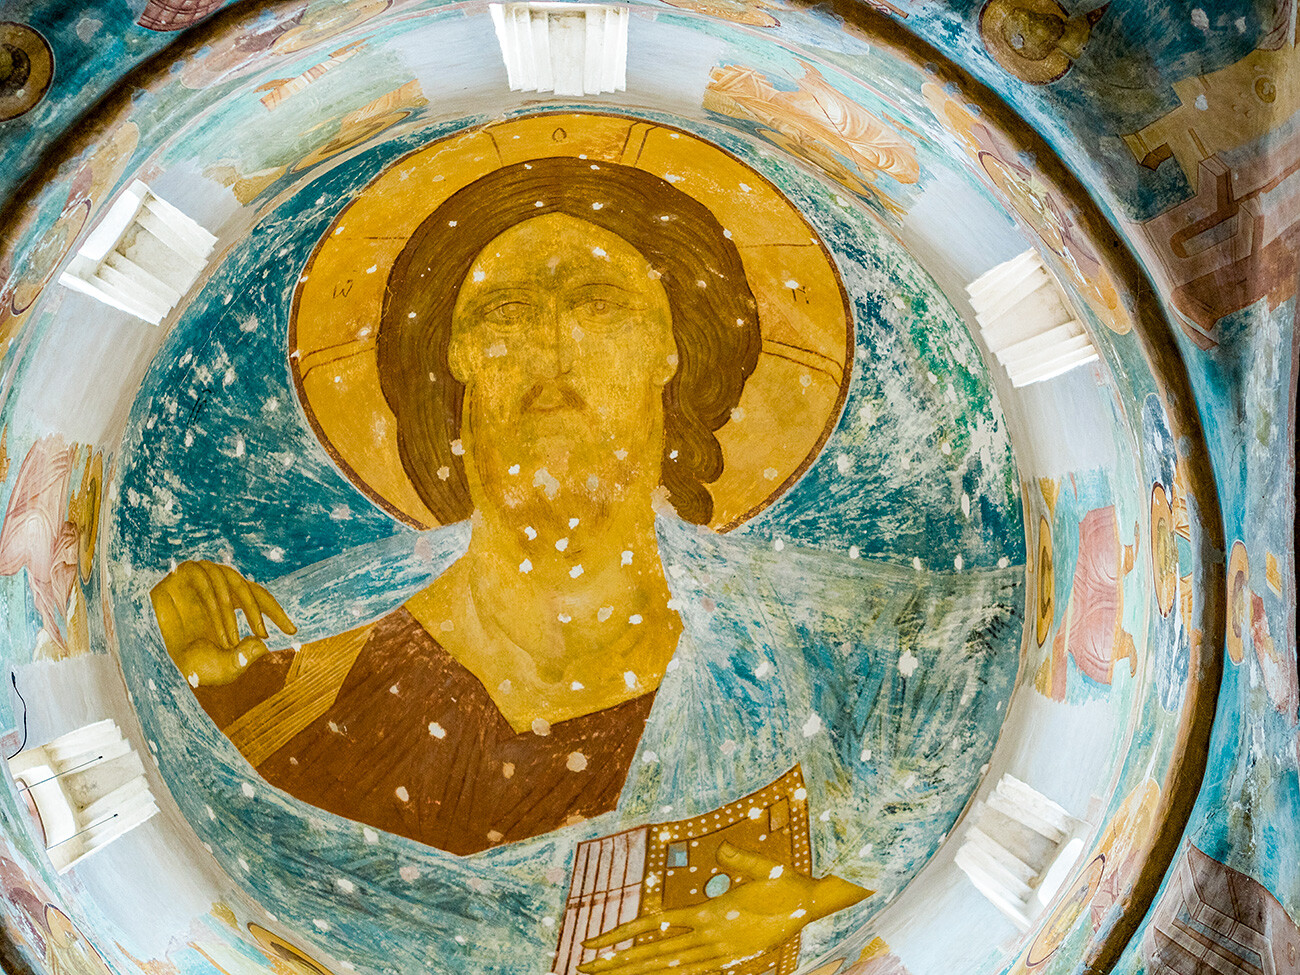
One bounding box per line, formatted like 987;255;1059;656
522;382;586;415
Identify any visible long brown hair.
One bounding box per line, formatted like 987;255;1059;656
377;156;761;526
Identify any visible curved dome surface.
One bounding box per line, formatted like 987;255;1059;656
0;2;1294;975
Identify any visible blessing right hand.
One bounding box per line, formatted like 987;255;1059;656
150;560;297;688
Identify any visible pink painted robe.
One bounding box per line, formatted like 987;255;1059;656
0;437;80;647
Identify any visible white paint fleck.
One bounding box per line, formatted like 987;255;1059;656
532;717;551;736
768;864;785;879
395;786;410;802
520;559;533;573
629;614;643;625
241;783;255;799
555;537;569;552
849;545;860;559
624;671;638;689
801;713;824;738
567;751;588;772
534;467;561;498
899;650;919;678
621;550;634;565
569;565;584;578
428;722;446;739
363;827;379;844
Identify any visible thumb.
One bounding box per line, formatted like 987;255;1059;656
716;841;784;882
232;635;271;672
178;637;269;688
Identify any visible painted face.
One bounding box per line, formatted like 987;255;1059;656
448;213;677;520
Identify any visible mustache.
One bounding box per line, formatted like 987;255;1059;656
521;381;587;412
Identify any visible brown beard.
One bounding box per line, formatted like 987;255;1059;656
464;391;660;540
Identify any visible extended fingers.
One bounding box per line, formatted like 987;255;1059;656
184;563;229;647
201;563;240;647
580;944;722;975
661;951;763;975
584;912;687;950
251;580;297;635
222;567;269;640
716;841;782;882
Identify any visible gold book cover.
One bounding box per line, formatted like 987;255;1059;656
554;766;812;975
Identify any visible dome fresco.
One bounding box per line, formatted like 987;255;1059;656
0;2;1294;975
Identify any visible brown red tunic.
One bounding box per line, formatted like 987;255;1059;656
195;607;656;855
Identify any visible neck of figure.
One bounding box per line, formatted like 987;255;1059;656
414;461;682;733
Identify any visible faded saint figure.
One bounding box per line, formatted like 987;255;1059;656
152;158;868;972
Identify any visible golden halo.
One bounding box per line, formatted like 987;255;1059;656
1024;854;1104;967
0;23;54;123
1226;540;1249;665
290;112;853;531
248;923;338;975
1035;515;1054;645
1150;483;1176;618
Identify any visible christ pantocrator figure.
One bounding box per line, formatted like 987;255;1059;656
152;157;869;973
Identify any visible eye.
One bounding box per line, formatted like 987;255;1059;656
484;300;535;330
570;288;638;331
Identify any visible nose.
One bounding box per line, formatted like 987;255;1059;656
530;298;575;378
